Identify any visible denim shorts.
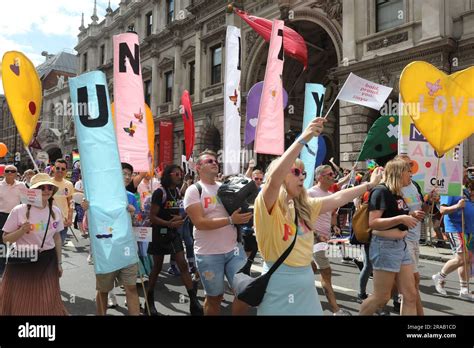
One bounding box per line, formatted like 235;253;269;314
195;244;246;296
369;235;412;273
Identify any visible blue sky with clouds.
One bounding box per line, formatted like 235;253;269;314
0;0;120;93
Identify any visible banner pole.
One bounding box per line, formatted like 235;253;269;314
24;145;40;172
322;73;352;119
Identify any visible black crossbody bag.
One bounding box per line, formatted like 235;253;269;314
232;212;299;307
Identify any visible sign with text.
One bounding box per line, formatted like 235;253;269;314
20;188;42;208
134;227;152;242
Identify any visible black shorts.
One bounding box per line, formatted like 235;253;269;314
148;229;184;256
242;233;258;252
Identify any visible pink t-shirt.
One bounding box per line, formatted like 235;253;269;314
307;186;332;239
183;181;237;255
2;204;64;251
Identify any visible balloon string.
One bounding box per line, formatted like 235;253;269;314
428;157;441;246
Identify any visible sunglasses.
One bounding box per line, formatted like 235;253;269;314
202;159;219;165
254;178;263;181
291;167;307;178
40;185;54;191
321;172;335;177
5;170;17;174
55;167;67;171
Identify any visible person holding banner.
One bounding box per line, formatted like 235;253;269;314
0;165;26;277
432;179;474;301
0;173;67;315
254;118;383;315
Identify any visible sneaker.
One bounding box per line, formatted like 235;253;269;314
459;290;474;302
107;293;117;308
87;254;93;265
356;293;368;304
431;273;447;296
167;265;181;276
376;308;391;316
333;308;352;316
392;298;401;314
341;257;353;265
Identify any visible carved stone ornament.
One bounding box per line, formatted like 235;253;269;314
367;32;409;51
206;15;225;32
310;0;342;24
245;30;260;57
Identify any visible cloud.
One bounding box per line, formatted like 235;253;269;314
0;0;120;37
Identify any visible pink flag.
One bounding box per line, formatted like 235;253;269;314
254;20;285;155
113;32;150;172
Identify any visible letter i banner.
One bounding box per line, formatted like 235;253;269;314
69;71;138;274
223;25;242;175
254;19;285;155
113;32;150;172
300;84;325;188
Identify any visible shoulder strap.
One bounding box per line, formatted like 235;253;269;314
412;181;423;199
195;182;203;198
266;211;299;276
40;206;52;249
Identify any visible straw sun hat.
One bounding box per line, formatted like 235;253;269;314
29;173;59;195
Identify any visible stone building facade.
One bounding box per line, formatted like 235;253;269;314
74;0;474;171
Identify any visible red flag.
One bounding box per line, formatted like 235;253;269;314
29;122;42;149
235;9;308;69
180;90;195;160
159;120;174;169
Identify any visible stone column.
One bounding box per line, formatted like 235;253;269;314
421;0;445;42
152;0;159;34
194;24;202;103
172;37;183;110
151;55;159;117
342;0;356;63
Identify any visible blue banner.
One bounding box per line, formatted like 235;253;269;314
69;71;138;274
300;83;326;188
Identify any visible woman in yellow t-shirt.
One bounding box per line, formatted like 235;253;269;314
254;118;382;315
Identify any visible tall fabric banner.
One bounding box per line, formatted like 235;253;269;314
1;51;42;146
300;84;325;188
181;90;195;160
159;120;174;170
399;98;463;197
69;71;138;274
223;26;242;175
358;115;399;161
254;19;285;155
113;32;150;172
244;81;289;145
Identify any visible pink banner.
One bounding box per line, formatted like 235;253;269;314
254;20;285;155
113;32;150;171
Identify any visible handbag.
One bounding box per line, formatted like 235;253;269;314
232;212;299;307
4;207;52;265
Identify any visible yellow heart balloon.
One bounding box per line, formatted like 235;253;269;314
1;51;42;146
400;61;474;156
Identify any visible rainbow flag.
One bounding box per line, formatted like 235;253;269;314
72;150;80;164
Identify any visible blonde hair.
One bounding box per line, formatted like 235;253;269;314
382;159;411;195
266;158;313;228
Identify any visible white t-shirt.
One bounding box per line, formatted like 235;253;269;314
401;182;423;242
307;186;332;239
74;180;83;192
183;181;238;255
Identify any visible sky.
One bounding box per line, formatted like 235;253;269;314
0;0;121;94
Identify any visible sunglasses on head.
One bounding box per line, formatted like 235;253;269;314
55;167;67;171
40;185;54;191
5;170;17;174
202;159;218;165
291;167;307;178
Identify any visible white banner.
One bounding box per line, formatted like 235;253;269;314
223;26;242;175
134;227;152;242
337;73;393;110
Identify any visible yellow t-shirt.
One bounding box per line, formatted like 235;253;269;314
254;192;322;267
52;178;74;222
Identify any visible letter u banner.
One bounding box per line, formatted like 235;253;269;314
113;32;150;172
69;71;138;274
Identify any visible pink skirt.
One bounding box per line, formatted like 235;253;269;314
0;248;68;315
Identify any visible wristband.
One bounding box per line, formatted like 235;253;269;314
366;183;373;191
297;136;308;145
228;216;234;226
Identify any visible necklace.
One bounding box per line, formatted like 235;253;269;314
167;187;178;201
